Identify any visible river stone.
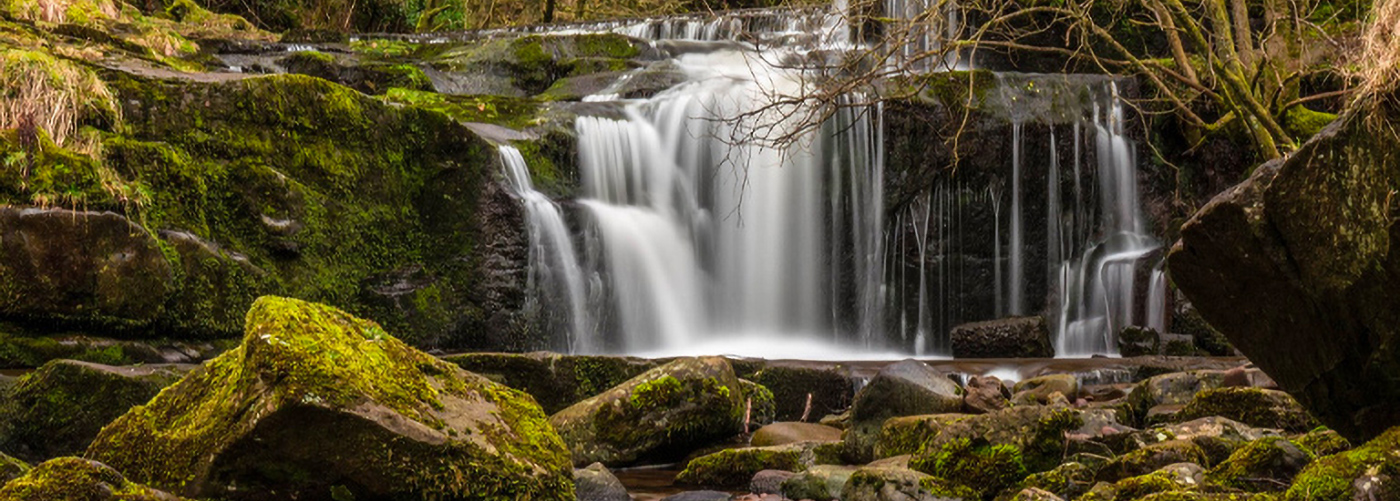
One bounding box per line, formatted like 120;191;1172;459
1175;387;1319;432
1167;102;1400;443
749;365;855;422
964;375;1012;414
841;466;974;501
0;457;185;501
1013;374;1080;405
550;356;745;466
873;414;969;458
782;464;857;501
0;207;174;326
1117;416;1278;454
950;316;1053;358
1286;425;1400;500
660;491;732;501
0;360;188;462
85;296;574;500
676;442;829;488
575;462;629;501
1095;440;1209;482
1125;371;1226;424
752;422;843;446
843;359;963;463
750;469;796;494
1015;461;1094;500
1009;487;1066;501
1207;436;1312;492
1118;326;1161;357
908;406;1113;475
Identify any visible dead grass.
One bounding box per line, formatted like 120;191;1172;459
0;49;119;157
1356;0;1400;103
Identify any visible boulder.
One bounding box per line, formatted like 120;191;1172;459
964;375;1012;414
843;360;963;463
660;491;732;501
873;414;969;459
1294;427;1351;457
1284;425;1400;500
1207;437;1312;492
739;379;777;428
550;356;745;466
443;352;662;414
85;297;574;500
675;443;821;488
910;436;1029;499
1094;440;1209;482
750;469;796;494
840;466;976;501
1012;374;1080;405
575;462;629;501
0;360;187;462
748;365;855;422
1168;100;1400;443
950;316;1054;358
1176;388;1319;433
1013;462;1094;500
1009;487;1066;500
0;457;184;501
1124;371;1226;425
908;406;1112;474
782;465;857;501
1116;416;1279;454
1117;327;1161;357
751;422;844;447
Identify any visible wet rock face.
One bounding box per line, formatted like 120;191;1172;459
950;316;1054;358
549;357;745;467
0;360;188;463
1168;98;1400;443
0;208;173;327
85;296;574;500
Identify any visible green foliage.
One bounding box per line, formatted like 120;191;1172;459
675;445;806;487
1285;426;1400;501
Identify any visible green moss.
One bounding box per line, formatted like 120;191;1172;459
1177;388;1319;432
908;70;997;109
381;88;542;129
738;378;776;426
1295;428;1351;457
1283;105;1338;141
1284;426;1400;501
350;39;422;59
1113;471;1184;499
1016;462;1095;499
876;414;965;458
675;445;807;487
0;457;179;501
915;438;1028;500
1098;441;1209;482
1208;437;1313;492
631;375;684;408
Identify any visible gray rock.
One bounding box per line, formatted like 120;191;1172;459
843;360;963;463
574;463;629;501
782;465;857;501
950;316;1053;358
750;469;796;494
660;491;733;501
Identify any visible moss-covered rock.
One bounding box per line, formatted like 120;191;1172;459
843;359;963;463
442;352;662;414
749;365;855;422
841;465;977;501
549;356;745;466
675;442;825;488
1096;440;1210;482
1208;437;1312;492
0;457;184;501
739;378;776;428
1008;461;1095;500
277;51;433;95
873;413;969;459
910;405;1105;475
0;359;187;462
914;436;1029;500
0;452;28;484
949;316;1054;358
1294;428;1351;457
1125;371;1227;426
1283;425;1400;501
1176;388;1319;433
85;296;573;500
782;464;858;501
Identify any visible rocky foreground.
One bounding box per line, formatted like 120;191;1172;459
0;296;1392;500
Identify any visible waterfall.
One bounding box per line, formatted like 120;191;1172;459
497;145;594;353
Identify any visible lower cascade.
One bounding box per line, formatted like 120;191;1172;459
494;7;1168;359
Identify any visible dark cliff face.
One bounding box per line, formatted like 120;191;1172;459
1169;96;1400;442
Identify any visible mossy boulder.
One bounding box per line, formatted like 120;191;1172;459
1168;94;1400;443
1008;461;1094;500
0;457;184;501
873;413;969;459
1116;417;1279;459
1012;374;1080;405
1283;425;1400;501
1125;371;1227;425
739;378;776;427
1176;388;1319;433
443;352;663;414
1294;428;1351;457
841;466;977;501
1095;440;1210;482
0;452;28;484
748;365;855;422
1008;487;1066;500
912;436;1029;500
276;51;432;95
909;406;1104;475
0;359;187;462
549;356;745;467
574;462;629;501
843;359;963;463
752;422;844;447
782;464;858;501
675;442;825;488
84;296;573;500
1207;437;1313;492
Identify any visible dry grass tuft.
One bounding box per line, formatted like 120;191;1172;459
1356;0;1400;104
0;49;119;157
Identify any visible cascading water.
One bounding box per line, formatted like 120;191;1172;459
495;2;1166;358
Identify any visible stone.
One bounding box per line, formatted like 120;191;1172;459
551;356;745;466
85;297;573;500
575;462;629;501
0;360;188;462
1125;371;1226;425
950;316;1054;358
0;208;174;327
0;457;185;501
873;414;969;459
1095;440;1209;482
1009;487;1066;500
1294;427;1351;457
0;452;28;484
739;379;778;429
820;410;851;430
1176;387;1319;433
964;375;1012;414
1207;436;1313;492
750;469;796;494
749;365;855;422
782;464;858;501
1118;326;1161;357
840;466;975;501
1014;462;1095;500
909;406;1116;475
1117;416;1278;454
751;422;844;447
843;360;964;463
1168;101;1400;443
443;352;662;414
1285;425;1400;500
660;491;733;501
676;443;823;488
1013;374;1080;405
910;436;1029;499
